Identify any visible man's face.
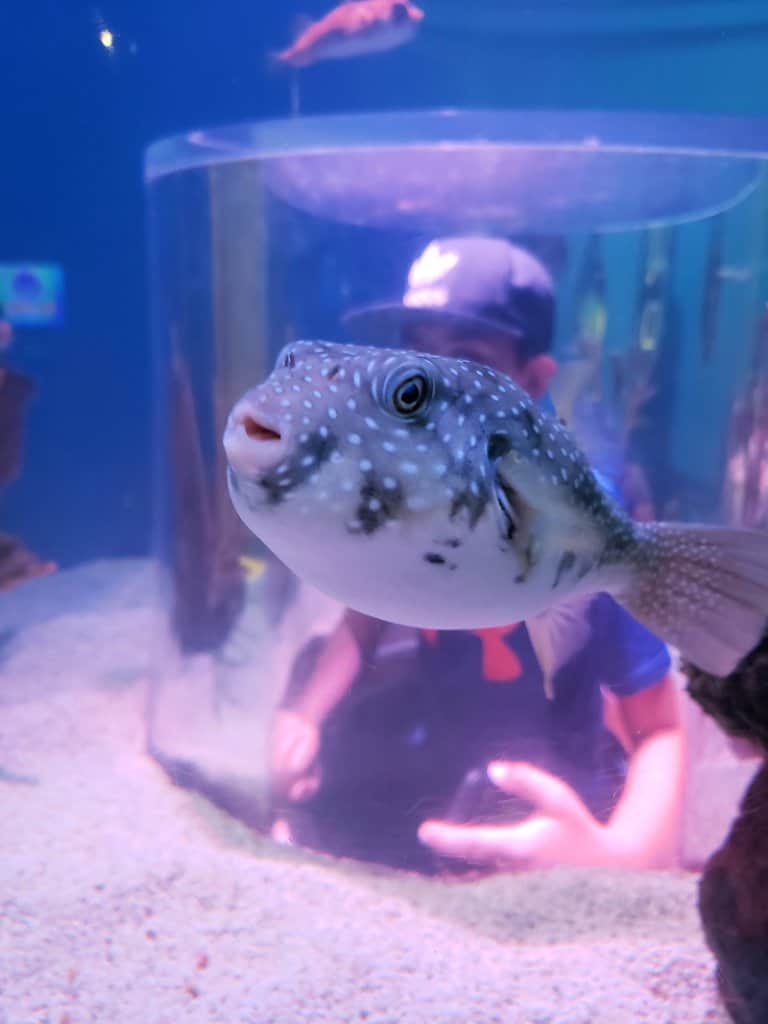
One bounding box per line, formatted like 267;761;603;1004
402;323;555;400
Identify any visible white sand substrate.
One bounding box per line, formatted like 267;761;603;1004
0;560;728;1024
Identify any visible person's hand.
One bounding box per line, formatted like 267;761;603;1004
418;761;618;870
269;708;321;802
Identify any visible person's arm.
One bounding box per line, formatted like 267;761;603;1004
599;671;685;867
270;610;383;800
290;612;370;724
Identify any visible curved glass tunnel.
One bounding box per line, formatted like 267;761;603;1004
145;110;768;978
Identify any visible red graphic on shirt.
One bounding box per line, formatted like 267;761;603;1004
420;625;523;682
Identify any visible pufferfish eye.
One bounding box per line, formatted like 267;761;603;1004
394;375;427;414
384;366;433;418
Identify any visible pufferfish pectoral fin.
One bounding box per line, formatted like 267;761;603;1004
526;595;595;700
491;473;539;582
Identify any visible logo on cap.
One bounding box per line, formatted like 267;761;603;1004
404;242;459;310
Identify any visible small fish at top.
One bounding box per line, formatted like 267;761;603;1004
272;0;424;69
223;341;768;680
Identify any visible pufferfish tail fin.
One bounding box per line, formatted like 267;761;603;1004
619;523;768;677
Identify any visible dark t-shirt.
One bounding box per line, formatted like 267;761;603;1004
282;595;671;873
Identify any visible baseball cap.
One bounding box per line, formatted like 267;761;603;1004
343;237;555;356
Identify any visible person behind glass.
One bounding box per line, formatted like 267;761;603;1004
269;237;685;874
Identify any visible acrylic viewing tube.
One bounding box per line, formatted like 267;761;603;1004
145;109;768;1018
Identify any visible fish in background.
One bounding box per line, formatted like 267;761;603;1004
723;305;768;530
551;228;670;520
272;1;424;69
223;340;768;683
700;214;725;363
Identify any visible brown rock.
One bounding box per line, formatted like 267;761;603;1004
698;762;768;1023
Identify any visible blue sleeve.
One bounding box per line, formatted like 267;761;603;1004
588;593;672;697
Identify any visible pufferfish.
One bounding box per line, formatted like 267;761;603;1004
223;340;768;682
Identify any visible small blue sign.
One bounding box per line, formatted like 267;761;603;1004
0;263;65;326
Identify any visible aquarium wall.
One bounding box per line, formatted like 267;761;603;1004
5;5;768;1023
144;110;768;866
3;5;768;571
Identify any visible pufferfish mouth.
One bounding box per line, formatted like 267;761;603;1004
223;399;288;475
242;416;281;442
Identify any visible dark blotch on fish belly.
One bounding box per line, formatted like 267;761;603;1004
355;474;404;535
449;487;489;529
424;551;458;570
259;430;338;505
553;550;576;588
425;552;446;564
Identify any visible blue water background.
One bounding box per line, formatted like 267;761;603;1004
2;1;768;565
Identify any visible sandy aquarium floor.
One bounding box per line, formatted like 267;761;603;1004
0;560;728;1024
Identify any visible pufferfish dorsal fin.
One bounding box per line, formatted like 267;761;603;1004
526;595;595;700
